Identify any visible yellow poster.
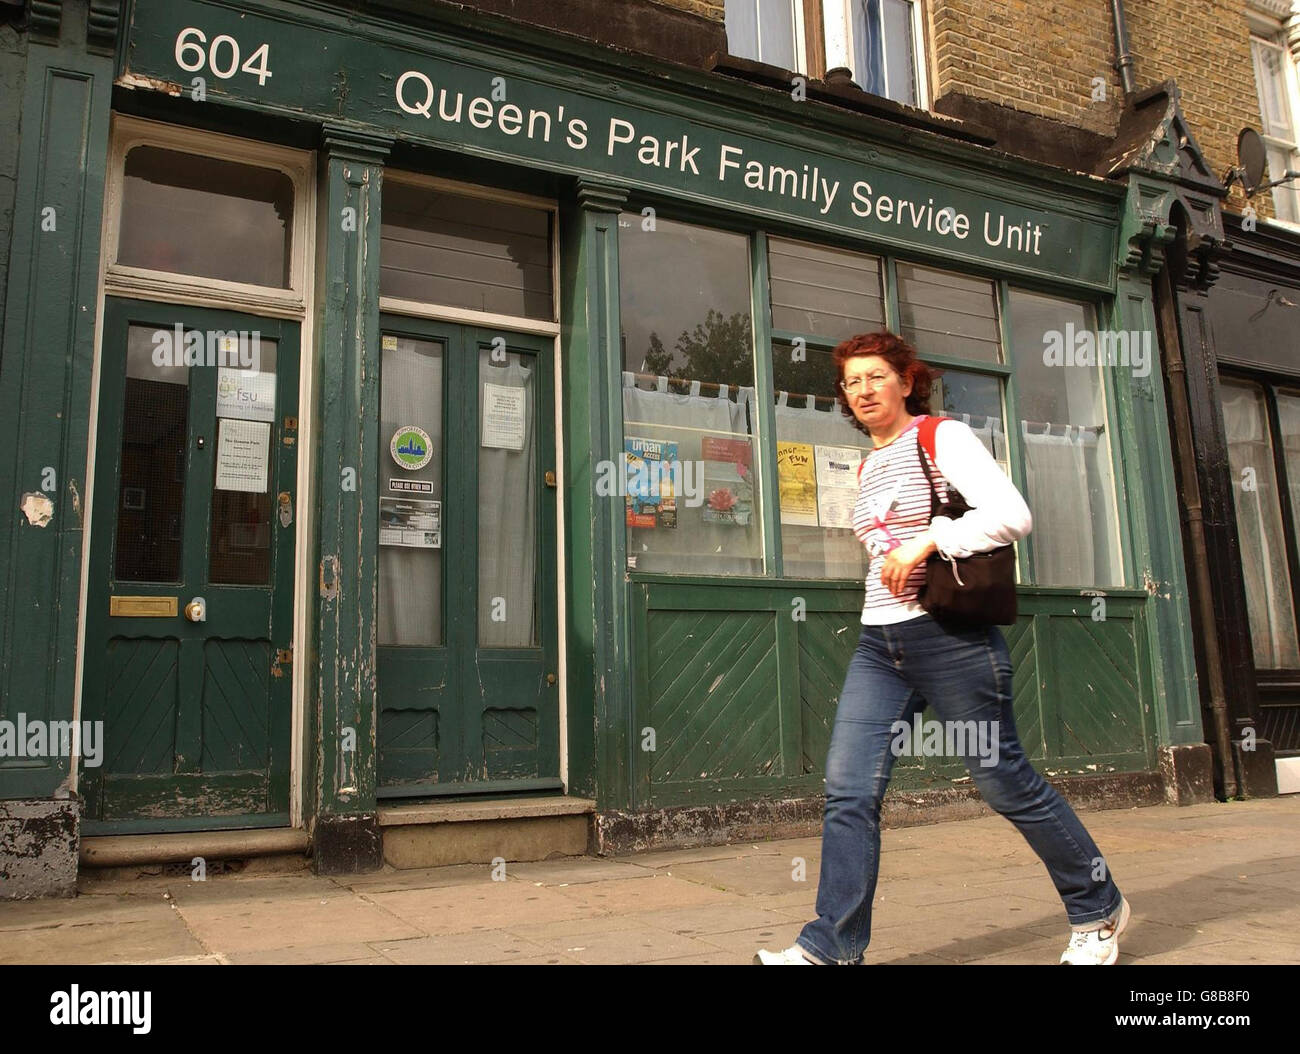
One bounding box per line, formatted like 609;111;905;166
777;441;818;526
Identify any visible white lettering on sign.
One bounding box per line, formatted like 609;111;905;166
175;27;272;85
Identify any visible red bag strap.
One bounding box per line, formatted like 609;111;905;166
917;414;943;465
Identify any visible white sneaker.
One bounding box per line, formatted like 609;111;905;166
1059;896;1131;965
753;944;823;965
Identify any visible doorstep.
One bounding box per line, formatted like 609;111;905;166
377;795;597;869
1277;757;1300;795
80;827;310;868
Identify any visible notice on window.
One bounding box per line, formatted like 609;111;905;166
379;497;442;548
217;367;276;423
482;383;526;451
625;437;678;529
214;418;271;493
700;436;753;527
815;444;862;529
777;441;818;526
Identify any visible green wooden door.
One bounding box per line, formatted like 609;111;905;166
81;298;299;831
376;320;560;796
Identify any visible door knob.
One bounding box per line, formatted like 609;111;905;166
184;597;207;622
546;673;557;686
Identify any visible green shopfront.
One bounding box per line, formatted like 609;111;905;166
0;0;1210;885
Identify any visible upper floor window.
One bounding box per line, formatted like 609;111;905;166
1251;29;1300;223
725;0;806;71
846;0;921;107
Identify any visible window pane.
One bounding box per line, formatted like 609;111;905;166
726;0;797;69
618;214;762;574
930;368;1007;468
210;339;277;586
478;346;538;647
117;147;293;288
1267;144;1300;224
768;237;885;340
379;336;444;647
114;326;189;582
851;0;885;97
1007;289;1122;586
380;183;552;319
1222;378;1299;668
882;0;918;106
772;342;871;579
1253;38;1294;141
897;262;1002;362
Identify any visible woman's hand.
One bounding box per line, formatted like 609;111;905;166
880;533;937;596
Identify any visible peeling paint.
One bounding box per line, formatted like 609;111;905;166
67;478;81;527
320;554;341;601
19;492;53;527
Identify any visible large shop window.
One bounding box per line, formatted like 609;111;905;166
1006;290;1122;587
380;181;553;320
117;146;294;288
1220;378;1300;669
618;215;763;575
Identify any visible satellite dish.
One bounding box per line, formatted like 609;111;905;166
1238;128;1268;192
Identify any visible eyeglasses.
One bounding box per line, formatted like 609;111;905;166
840;372;895;395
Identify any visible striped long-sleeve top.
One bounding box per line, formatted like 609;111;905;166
851;415;1033;625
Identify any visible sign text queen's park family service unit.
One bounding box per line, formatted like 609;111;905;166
122;0;1116;290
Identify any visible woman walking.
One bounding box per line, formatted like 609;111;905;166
755;331;1129;966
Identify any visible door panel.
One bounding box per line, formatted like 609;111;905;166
81;299;298;830
377;320;559;795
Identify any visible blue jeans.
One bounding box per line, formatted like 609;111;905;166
796;614;1123;965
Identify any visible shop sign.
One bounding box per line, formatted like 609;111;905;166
123;0;1119;289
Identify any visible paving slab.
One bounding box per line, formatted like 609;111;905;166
3;798;1299;964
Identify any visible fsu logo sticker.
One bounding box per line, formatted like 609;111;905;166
390;426;433;471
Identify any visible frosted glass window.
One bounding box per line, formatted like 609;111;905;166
378;336;444;647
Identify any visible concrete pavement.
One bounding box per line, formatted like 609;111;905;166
1;796;1297;965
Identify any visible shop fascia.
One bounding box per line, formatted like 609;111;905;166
122;0;1115;288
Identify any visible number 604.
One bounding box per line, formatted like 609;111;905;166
174;27;272;86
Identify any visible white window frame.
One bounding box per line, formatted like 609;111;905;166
102;115;314;317
1248;5;1300;228
724;0;808;73
828;0;930;110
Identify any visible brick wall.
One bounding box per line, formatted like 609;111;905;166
929;0;1269;215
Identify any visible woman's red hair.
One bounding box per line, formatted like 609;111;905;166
832;331;932;434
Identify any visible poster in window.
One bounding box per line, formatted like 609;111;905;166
700;436;753;526
379;497;442;548
625;437;678;529
815;444;862;529
482;382;526;451
777;441;818;525
214;418;271;493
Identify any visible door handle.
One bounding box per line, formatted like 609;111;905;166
184;597;207;622
544;471;556;488
278;491;293;527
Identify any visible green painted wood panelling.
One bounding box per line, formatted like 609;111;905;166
631;580;1156;809
310;126;391;823
0;5;114;799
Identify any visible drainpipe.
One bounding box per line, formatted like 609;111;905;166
1111;0;1138;97
1154;264;1240;800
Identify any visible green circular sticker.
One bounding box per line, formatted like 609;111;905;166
391;426;433;471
